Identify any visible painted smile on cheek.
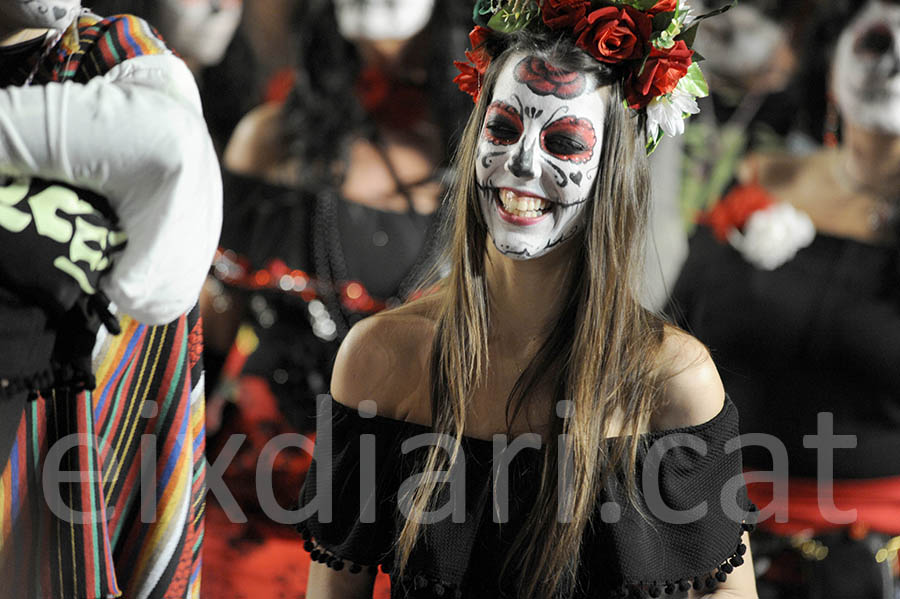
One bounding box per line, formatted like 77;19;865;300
541;116;597;164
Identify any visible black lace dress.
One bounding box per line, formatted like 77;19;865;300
297;396;756;598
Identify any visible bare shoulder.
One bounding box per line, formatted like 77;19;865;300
649;325;725;431
223;102;290;179
330;294;441;420
737;150;806;190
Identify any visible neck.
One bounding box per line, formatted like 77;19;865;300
841;122;900;196
484;239;577;347
0;28;49;48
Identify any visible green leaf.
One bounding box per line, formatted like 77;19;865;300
677;62;709;97
645;128;665;155
473;0;494;27
692;49;705;62
675;22;698;46
486;6;537;33
630;0;661;11
652;10;675;32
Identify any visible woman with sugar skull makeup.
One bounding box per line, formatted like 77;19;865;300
670;0;900;596
201;0;470;441
295;2;757;598
0;2;219;598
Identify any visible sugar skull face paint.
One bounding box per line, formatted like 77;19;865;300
0;0;81;30
475;53;605;260
832;0;900;134
334;0;435;42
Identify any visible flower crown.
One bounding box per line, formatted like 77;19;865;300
454;0;734;153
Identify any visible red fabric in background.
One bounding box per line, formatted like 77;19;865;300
747;475;900;536
202;376;391;598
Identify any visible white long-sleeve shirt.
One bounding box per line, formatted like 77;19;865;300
0;51;223;325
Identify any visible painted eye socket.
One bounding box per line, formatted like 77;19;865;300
855;23;894;55
541;116;596;163
484;102;523;145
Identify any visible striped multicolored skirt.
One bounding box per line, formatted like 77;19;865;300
0;307;206;599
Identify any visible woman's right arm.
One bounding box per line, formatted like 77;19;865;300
306;562;376;599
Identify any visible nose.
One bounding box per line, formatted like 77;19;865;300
505;138;540;180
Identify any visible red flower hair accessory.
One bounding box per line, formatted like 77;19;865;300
458;0;735;153
574;5;651;64
453;26;493;103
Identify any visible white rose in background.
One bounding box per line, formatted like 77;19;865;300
727;203;815;270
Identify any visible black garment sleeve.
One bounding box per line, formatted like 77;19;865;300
297;397;402;573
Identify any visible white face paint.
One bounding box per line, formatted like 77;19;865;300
334;0;435;41
694;4;786;80
833;0;900;135
0;0;80;30
475;52;605;260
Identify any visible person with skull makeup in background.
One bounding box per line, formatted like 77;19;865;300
670;1;900;596
196;1;469;596
295;2;759;598
0;1;220;597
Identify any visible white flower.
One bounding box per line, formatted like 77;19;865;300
645;88;700;138
727;203;816;270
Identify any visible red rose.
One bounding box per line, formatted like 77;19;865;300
514;56;587;99
542;0;590;30
625;40;693;109
699;183;775;242
574;6;652;64
648;0;678;15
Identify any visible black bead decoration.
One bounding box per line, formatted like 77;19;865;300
722;563;733;574
737;543;747;555
333;560;344;571
664;583;676;595
731;555;744;567
434;583;445;596
678;580;692;592
349;563;362;574
310;549;321;561
414;574;428;590
649;584;662;597
303;540;315;553
693;577;703;590
715;570;727;583
705;576;716;589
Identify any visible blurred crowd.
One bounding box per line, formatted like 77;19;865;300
1;0;898;598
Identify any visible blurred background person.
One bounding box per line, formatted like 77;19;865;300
642;0;811;309
197;1;470;597
669;0;900;596
0;2;220;598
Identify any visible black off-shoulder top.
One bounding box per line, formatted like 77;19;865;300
297;396;756;598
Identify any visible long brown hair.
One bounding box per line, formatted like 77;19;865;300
396;31;667;598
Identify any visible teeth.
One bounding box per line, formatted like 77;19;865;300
499;189;550;217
